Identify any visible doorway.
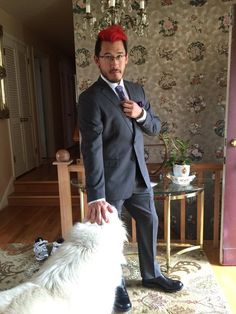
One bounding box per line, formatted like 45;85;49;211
34;57;48;160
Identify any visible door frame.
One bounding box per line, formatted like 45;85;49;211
220;4;236;265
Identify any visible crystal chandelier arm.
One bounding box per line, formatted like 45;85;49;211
76;0;149;39
85;1;91;13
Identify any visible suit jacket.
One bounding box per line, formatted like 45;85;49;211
78;77;161;202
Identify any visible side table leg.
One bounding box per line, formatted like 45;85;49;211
166;195;171;271
197;190;204;248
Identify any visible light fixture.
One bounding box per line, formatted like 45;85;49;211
76;0;149;40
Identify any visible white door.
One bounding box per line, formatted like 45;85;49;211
4;35;36;177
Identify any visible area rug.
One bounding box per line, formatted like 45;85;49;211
0;243;230;314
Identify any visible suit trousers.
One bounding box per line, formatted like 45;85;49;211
107;170;161;280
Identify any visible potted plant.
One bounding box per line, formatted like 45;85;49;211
161;133;192;177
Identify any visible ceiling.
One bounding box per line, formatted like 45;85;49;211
0;0;75;58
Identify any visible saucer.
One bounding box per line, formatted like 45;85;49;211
166;173;196;186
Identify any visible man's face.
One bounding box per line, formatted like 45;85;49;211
94;40;128;83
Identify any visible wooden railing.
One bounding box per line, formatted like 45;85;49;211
54;151;223;247
53;151;87;238
147;162;223;247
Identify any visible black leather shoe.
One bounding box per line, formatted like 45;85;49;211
113;285;132;312
142;274;183;293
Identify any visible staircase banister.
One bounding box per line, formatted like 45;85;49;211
54;149;87;238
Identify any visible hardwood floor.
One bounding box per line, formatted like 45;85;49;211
0;205;80;243
0;163;235;313
204;244;236;314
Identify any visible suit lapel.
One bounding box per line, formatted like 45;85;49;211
97;77;134;133
124;81;135;100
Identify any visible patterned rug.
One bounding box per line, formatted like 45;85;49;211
0;243;230;314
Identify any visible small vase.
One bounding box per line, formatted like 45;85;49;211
173;164;190;177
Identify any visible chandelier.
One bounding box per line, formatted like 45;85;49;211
75;0;149;39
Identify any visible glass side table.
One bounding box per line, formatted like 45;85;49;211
153;180;205;271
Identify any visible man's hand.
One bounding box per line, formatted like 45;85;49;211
87;200;114;224
121;99;143;119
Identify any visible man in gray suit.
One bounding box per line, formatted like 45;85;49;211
78;25;183;312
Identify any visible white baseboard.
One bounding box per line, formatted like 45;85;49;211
0;176;14;210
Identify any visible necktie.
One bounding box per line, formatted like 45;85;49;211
115;85;133;130
115;85;126;101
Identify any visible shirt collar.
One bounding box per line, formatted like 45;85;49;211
100;74;125;90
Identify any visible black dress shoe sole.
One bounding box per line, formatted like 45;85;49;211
113;305;132;312
142;281;183;293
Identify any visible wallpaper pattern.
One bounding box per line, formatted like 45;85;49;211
73;0;232;164
73;0;233;239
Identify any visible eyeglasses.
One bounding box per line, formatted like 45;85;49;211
99;54;126;62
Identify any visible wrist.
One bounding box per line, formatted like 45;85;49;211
136;108;144;119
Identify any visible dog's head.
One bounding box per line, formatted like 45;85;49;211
100;208;128;246
68;208;127;263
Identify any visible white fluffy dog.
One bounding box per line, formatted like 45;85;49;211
0;210;127;314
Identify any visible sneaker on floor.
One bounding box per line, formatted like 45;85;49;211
51;237;64;255
33;237;49;261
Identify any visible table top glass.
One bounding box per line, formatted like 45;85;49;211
152;179;204;196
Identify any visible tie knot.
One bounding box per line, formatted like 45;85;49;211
115;85;126;101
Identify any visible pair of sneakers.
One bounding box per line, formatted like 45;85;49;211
33;237;64;261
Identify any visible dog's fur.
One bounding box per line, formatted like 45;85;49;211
0;210;127;314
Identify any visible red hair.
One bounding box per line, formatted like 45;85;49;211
98;25;128;42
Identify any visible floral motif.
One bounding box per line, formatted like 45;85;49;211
214;120;225;137
79;79;93;91
218;13;231;33
217;42;228;57
159;96;178;115
189;0;207;6
73;0;86;14
158;72;176;90
132;76;147;86
189;15;203;33
161;0;174;5
189;144;204;161
158;47;176;61
159;17;178;37
160;121;170;134
190;73;204;85
0;243;230;314
216;69;227;88
217;94;226;111
188;122;202;135
73;1;229;165
160;121;176;134
130;45;147;65
76;48;91;68
159;97;175;114
187;96;206;113
130;0;142;11
187;41;206;62
142;292;168;310
215;146;224;159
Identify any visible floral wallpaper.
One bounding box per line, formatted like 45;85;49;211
73;0;233;239
73;0;232;164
